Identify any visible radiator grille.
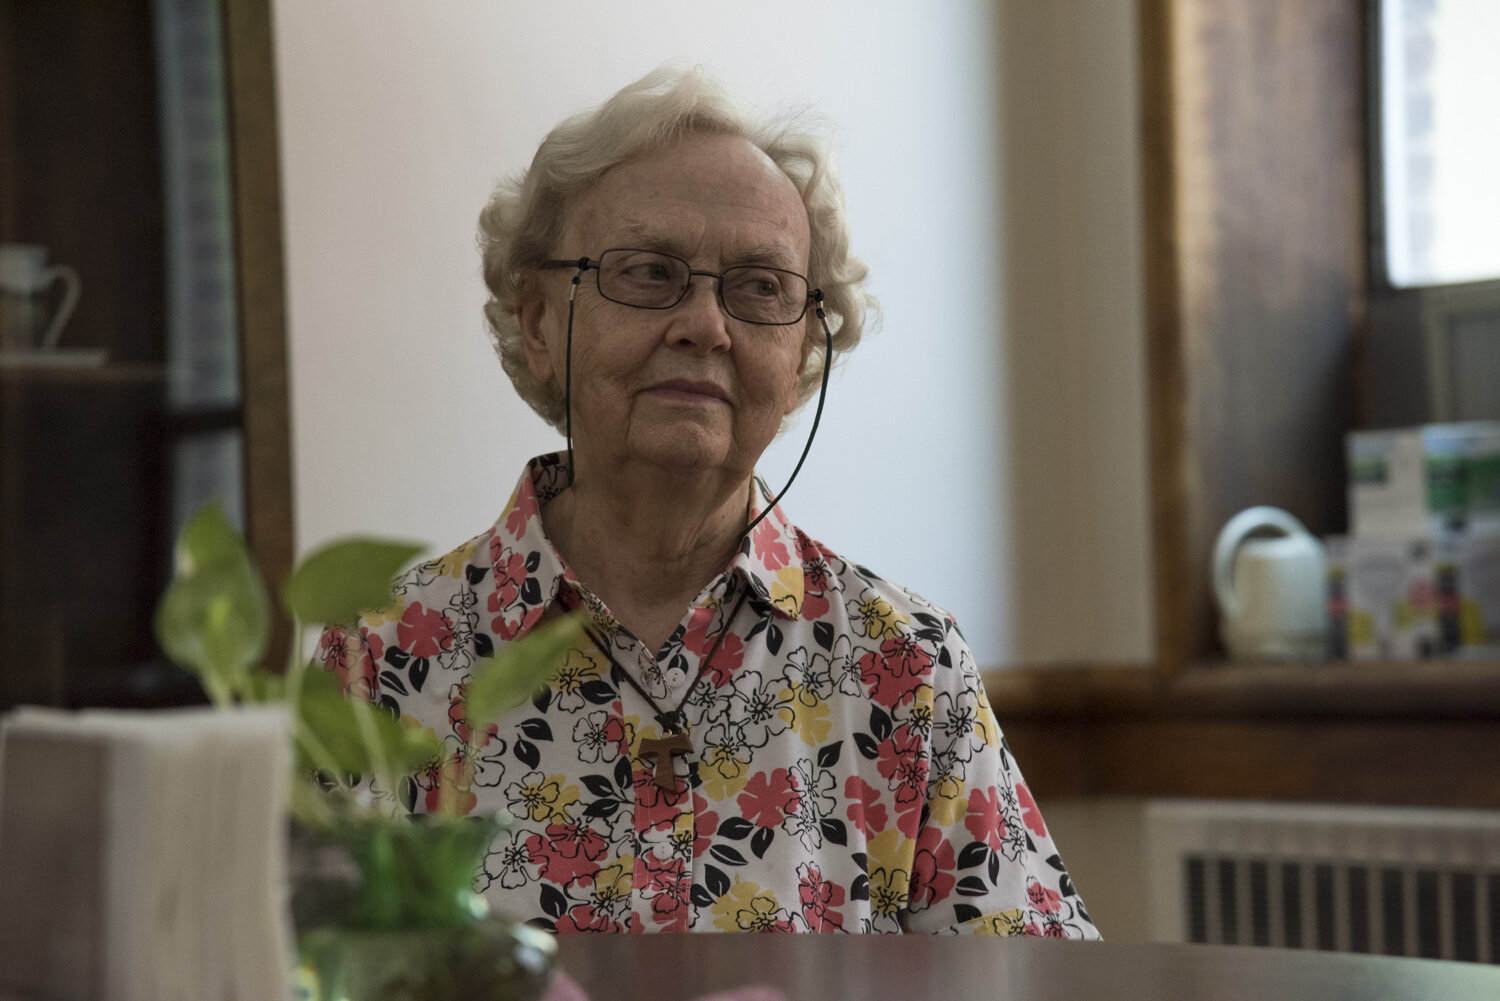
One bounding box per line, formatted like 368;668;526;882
1147;801;1500;963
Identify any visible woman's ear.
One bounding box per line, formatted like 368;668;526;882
518;293;557;385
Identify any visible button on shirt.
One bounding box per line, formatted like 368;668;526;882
320;452;1099;937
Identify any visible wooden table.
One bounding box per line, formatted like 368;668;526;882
554;935;1500;1001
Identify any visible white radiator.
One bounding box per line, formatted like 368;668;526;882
1145;800;1500;963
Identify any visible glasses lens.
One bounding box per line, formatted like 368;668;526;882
598;250;688;308
722;266;809;324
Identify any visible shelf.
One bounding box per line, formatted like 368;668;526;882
984;657;1500;721
0;361;166;384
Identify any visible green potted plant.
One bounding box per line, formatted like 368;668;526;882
154;505;581;1001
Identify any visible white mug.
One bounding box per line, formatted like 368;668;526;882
0;244;82;352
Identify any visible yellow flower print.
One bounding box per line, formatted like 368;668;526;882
973;685;1000;747
868;864;910;918
589;861;633;909
970;909;1028;936
698;742;752;800
710;878;784;932
848;591;908;640
359;590;408;628
928;773;968;826
504;770;580;823
768;566;804;618
432;538;479;580
866;828;913;877
785;685;832;746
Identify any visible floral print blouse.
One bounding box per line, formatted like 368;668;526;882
320;452;1098;938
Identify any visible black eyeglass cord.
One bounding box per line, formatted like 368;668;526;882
558;265;831;543
739;291;832;545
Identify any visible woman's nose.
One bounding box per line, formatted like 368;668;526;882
668;275;733;352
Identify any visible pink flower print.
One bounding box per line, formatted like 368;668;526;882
396;602;455;659
738;768;802;828
964;786;1009;852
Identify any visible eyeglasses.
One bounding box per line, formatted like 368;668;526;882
539;248;814;325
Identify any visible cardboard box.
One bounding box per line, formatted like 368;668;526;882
1347;421;1500;538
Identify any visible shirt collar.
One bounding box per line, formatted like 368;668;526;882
496;453;805;624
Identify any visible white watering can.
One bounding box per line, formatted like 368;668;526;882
1212;506;1328;660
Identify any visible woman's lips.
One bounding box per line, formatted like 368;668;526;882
645;380;729;404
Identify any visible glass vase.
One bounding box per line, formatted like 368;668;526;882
295;814;555;1001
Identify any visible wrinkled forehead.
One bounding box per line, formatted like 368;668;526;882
558;133;810;267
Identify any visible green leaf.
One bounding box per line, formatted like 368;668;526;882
153;505;270;697
282;537;426;626
463;613;587;737
295;668;441;777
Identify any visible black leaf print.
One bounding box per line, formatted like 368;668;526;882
379;670;409;697
854;733;880;760
408;658;429;692
583;799;618;819
850;875;870;901
581;774;615;798
751;827;774;859
718;817;755;840
474;632;494;657
667;652;688;676
530;685;551;713
952;904;982;924
399;775;418;813
521;578;542;605
937;645;952;668
816;741;843;770
744;617;770;643
710;845;749;867
765;623;783;655
819;819;847;846
869;705;893;742
705;865;731;897
614;756;634;791
956;876;990;897
525;550;542;573
514;739;540;769
1060;873;1076;897
1045;853;1067;872
913;612;942;630
691;885;714;909
812;621;834;651
852;852;867;873
915;628;944;645
384;646;411;669
581;680;616;705
519;718;553;741
987;850;1001;885
465;564;487;585
957;842;989;870
540;884;567;919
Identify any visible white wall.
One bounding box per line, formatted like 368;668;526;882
272;0;1152;667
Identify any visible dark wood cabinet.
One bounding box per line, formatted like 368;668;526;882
0;0;290;709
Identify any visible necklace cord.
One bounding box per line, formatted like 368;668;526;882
580;586;752;734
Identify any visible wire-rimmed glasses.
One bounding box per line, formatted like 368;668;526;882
539;248;814;325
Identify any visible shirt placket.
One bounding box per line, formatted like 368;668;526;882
623;630;698;933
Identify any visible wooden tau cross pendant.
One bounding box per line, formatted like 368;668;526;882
639;731;693;791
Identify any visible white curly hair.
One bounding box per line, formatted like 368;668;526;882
477;64;874;431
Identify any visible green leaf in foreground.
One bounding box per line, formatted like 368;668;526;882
463;613;587;739
295;668;442;778
153;505;270;699
281;537;426;626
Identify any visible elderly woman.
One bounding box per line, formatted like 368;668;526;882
326;67;1097;938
